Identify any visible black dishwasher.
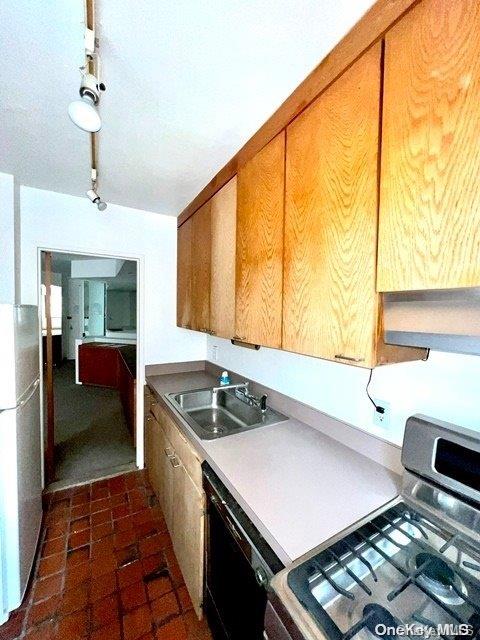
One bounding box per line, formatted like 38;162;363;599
203;463;284;640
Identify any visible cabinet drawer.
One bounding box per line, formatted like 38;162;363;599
151;399;203;490
169;423;202;490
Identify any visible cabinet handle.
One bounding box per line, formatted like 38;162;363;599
164;447;175;458
169;456;181;468
334;354;365;363
233;335;247;341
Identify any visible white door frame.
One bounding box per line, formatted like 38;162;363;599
37;246;145;484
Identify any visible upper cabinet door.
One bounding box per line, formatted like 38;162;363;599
283;45;381;366
378;0;480;292
191;201;212;332
177;217;193;329
210;177;237;339
235;133;285;348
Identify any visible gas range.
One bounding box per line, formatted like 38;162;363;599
269;416;480;640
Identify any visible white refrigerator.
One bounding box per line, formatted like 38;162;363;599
0;305;43;624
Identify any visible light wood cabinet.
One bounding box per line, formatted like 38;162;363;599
235;132;285;348
144;411;174;530
283;46;381;367
144;411;154;475
378;0;480;292
177;217;193;328
210;177;237;338
177;179;237;338
158;426;175;533
144;391;205;619
283;44;424;367
172;463;205;620
191;201;212;331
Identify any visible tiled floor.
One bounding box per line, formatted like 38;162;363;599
0;471;212;640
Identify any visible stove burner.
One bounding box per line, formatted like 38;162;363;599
363;604;398;639
414;552;466;605
203;424;227;435
415;553;455;587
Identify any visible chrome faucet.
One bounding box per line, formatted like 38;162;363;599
234;385;268;413
211;381;268;413
212;382;249;407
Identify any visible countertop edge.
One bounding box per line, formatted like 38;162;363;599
145;371;401;565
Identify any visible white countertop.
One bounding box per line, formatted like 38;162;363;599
147;371;401;565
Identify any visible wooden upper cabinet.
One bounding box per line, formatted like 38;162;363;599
177;217;193;329
210;177;237;338
235;132;285;348
190;201;212;331
378;0;480;292
283;45;381;366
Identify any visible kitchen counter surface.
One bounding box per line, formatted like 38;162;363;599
146;371;401;565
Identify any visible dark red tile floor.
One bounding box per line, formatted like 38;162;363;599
0;470;212;640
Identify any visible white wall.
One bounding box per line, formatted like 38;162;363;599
0;173;15;303
207;336;480;446
20;186;206;369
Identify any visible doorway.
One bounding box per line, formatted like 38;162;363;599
41;251;139;488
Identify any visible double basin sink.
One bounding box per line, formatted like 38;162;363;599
166;387;288;440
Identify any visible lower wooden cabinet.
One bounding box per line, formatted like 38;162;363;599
144;388;205;619
171;463;205;620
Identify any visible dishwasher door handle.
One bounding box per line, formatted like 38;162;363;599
209;493;245;545
225;514;243;543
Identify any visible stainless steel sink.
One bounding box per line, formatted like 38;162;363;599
165;387;288;440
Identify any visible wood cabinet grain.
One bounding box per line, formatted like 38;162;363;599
172;463;205;620
210;177;237;338
177;217;193;328
283;46;381;366
191;202;212;331
235;132;285;348
144;391;205;619
378;0;480;291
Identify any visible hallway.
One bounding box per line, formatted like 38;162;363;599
52;362;136;484
0;470;212;640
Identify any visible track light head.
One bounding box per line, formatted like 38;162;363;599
68;73;103;132
86;189;107;211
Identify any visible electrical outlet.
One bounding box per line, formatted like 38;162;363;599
212;345;218;362
373;400;391;428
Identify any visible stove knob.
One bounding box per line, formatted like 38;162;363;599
255;567;268;588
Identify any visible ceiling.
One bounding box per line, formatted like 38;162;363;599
1;0;376;216
51;253;137;290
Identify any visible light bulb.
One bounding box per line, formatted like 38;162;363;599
86;189;107;211
68;95;101;132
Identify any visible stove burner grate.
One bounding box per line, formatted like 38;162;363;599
287;502;480;640
412;552;467;605
362;604;398;639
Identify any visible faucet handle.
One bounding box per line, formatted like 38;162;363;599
260;394;267;411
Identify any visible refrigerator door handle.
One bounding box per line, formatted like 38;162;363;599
0;379;40;413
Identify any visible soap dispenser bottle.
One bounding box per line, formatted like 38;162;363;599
219;370;230;386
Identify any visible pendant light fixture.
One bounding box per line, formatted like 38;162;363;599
88;169;107;211
68;72;103;132
69;0;108;211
